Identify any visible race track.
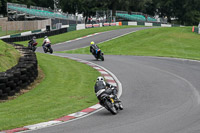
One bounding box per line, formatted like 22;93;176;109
28;27;200;133
36;27;153;52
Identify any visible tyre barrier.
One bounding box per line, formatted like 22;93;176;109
0;43;38;100
2;28;68;43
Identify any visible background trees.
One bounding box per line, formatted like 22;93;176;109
0;0;200;25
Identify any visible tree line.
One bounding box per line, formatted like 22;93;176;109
0;0;200;25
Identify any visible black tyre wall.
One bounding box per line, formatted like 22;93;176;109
2;28;68;43
0;43;39;99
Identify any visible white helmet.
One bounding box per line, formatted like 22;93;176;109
44;36;48;39
97;76;104;82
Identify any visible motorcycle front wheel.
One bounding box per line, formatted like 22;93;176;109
44;48;47;53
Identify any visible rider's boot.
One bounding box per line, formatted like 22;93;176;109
114;95;123;110
118;102;123;110
114;95;120;102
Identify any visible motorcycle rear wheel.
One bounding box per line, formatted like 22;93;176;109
105;100;117;115
49;47;53;54
32;46;36;52
100;54;104;61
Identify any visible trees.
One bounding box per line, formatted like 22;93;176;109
0;0;7;16
154;0;175;23
173;0;200;25
0;0;199;25
151;0;200;25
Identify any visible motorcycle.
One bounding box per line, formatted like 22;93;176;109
28;42;38;52
43;44;53;54
98;90;123;115
93;49;104;61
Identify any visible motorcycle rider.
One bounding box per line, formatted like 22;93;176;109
94;76;123;110
28;36;37;48
42;36;51;52
90;41;99;58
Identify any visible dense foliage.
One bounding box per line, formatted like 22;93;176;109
0;0;200;25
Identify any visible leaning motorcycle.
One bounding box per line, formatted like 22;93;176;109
93;49;104;61
98;92;122;115
28;42;38;52
43;44;53;54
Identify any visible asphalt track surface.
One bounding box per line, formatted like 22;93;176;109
36;27;153;52
29;27;200;133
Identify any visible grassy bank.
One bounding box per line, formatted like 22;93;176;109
0;53;100;130
0;40;20;72
0;27;25;37
61;27;200;60
15;26;140;47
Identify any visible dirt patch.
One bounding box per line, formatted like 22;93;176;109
0;66;45;103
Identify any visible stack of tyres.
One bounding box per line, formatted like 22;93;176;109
12;70;21;93
16;64;29;89
0;73;9;100
0;43;38;100
5;73;17;96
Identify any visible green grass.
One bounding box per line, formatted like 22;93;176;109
0;27;25;37
0;40;20;72
2;26;199;130
0;53;100;130
61;27;200;60
15;26;140;47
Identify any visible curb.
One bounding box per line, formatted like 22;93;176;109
1;56;122;133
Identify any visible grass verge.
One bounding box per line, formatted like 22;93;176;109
0;40;20;72
0;27;25;37
0;53;100;130
15;26;140;47
61;27;200;60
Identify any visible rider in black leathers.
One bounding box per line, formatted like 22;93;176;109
94;76;123;110
28;36;37;48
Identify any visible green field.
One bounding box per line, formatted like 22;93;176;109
0;27;24;37
0;40;20;72
61;27;200;60
2;26;200;130
0;53;100;130
15;26;140;47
